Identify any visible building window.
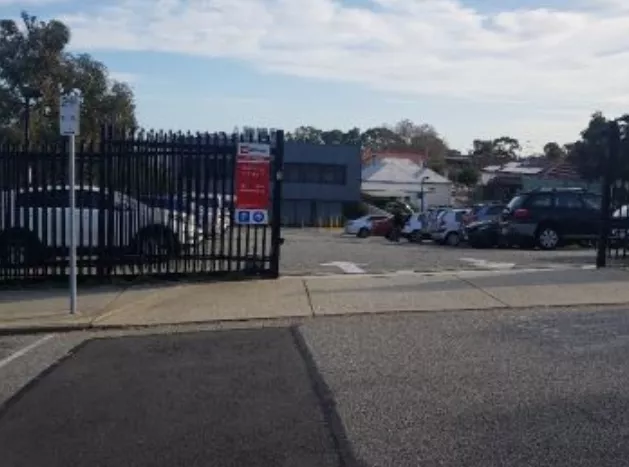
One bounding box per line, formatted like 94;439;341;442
283;163;346;185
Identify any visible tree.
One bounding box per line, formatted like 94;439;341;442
291;126;324;144
360;126;406;150
283;119;451;170
470;137;520;168
543;142;566;161
456;166;480;186
0;12;136;142
321;129;346;145
565;112;608;181
492;136;521;161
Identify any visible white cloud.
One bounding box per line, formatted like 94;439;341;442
57;0;629;145
0;0;65;4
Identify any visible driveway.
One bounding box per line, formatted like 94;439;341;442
3;306;629;466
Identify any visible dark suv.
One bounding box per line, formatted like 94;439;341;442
501;188;601;249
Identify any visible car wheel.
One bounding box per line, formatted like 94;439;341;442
445;232;460;247
410;230;423;243
0;232;43;266
536;225;560;250
357;227;370;238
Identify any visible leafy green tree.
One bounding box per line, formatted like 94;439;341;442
566;112;611;181
290;126;324;144
456;166;480;186
0;12;136;143
471;137;520;168
492;136;521;161
321;129;346;145
360;126;406;150
542;142;566;161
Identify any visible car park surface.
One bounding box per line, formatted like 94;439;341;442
280;229;596;276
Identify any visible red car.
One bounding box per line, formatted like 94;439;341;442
371;216;393;236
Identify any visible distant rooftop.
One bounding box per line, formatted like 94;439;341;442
362;149;426;167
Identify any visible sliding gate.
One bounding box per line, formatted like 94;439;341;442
0;127;284;283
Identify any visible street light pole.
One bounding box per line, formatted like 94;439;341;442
21;87;42;148
22;88;42;186
420;176;429;212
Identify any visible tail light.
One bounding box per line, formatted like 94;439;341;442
514;208;529;220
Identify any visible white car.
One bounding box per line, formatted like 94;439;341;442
612;205;629;242
431;208;469;246
402;214;424;243
344;214;389;238
0;186;203;266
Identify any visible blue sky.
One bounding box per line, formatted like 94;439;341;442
3;0;629;153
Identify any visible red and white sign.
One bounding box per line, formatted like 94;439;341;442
235;143;271;224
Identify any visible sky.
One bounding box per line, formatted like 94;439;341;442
2;0;629;153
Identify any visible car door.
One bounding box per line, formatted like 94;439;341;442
581;193;602;238
74;189;100;250
111;192;138;248
554;191;588;240
370;215;390;236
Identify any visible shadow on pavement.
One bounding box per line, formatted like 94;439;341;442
0;327;366;467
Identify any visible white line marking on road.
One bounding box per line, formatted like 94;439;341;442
320;261;366;274
460;257;516;270
0;334;55;370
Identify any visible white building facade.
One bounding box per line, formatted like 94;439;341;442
361;158;452;209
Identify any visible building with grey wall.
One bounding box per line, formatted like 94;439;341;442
281;142;361;226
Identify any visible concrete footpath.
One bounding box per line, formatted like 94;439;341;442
2;268;629;333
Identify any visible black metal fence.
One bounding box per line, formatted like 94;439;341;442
0;127;284;284
597;120;629;266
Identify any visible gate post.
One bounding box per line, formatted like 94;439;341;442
596;120;621;268
269;130;285;278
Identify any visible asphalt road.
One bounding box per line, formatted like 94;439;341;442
280;229;597;275
3;306;629;466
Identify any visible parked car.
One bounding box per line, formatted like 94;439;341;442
371;216;394;237
500;187;601;250
462;202;505;226
0;186;202;266
401;213;425;243
611;205;629;246
465;219;502;248
425;206;451;234
141;194;230;235
431;208;469;246
344;214;392;238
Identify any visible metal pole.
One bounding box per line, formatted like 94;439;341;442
596;120;620;268
69;134;77;314
24;98;33;186
23;98;30;147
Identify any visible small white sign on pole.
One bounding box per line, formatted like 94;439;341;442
60;94;81;136
60;90;81;315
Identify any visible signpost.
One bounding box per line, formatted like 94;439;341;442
234;142;271;225
59;90;81;315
